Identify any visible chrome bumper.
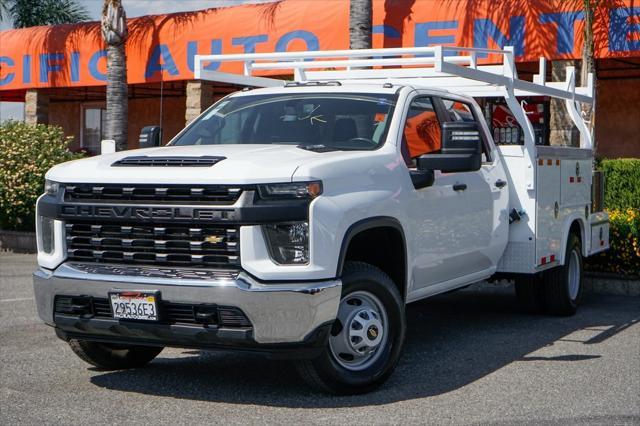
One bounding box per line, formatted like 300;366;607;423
33;263;341;344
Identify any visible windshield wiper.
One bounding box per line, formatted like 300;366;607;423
297;144;340;153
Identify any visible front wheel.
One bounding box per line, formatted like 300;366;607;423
69;340;163;370
296;261;406;394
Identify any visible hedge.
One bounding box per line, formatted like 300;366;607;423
0;121;83;231
585;158;640;277
600;159;640;210
586;208;640;277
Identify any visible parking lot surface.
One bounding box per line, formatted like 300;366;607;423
1;252;638;425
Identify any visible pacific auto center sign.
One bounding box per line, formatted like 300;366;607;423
0;0;639;93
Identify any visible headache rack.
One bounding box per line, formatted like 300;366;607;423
195;45;594;191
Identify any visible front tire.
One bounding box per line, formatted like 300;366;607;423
296;261;406;394
68;340;163;370
543;233;583;316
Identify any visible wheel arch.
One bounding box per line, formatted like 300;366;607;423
336;217;408;302
560;215;588;264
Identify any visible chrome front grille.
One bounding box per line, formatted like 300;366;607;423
66;222;239;268
64;184;243;205
66;263;239;280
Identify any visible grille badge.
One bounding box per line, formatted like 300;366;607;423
205;235;224;244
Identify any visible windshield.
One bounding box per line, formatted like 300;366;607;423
171;93;398;150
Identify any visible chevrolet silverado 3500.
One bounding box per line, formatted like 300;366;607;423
33;47;609;394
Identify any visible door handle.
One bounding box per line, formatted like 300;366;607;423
453;183;467;191
495;179;507;188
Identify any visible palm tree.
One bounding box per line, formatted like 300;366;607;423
0;0;89;28
101;0;128;151
349;0;372;49
580;0;599;152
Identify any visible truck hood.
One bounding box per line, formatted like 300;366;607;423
46;145;344;185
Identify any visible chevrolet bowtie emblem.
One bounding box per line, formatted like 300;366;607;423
367;326;378;339
205;235;224;244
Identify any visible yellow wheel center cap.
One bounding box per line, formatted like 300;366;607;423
367;325;378;340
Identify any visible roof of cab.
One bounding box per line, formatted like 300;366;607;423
229;83;400;97
226;81;460;99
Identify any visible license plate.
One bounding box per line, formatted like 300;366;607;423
109;291;159;321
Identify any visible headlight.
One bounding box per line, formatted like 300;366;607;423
257;181;322;200
262;222;309;264
44;180;60;196
39;217;55;254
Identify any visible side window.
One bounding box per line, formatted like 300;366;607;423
402;97;441;166
443;100;475;122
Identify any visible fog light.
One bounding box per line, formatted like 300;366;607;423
262;222;309;264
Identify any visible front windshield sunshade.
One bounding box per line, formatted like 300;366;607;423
171;93;398;151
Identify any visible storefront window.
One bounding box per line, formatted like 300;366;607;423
82;106;106;154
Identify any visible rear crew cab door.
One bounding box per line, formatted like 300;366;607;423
434;96;507;276
403;94;495;292
402;95;467;290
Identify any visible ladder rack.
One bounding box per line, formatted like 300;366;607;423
194;46;593;103
194;46;594;158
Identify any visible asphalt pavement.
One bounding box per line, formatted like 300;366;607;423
1;252;639;425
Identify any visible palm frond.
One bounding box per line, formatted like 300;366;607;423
8;0;90;28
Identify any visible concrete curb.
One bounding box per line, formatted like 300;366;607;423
584;274;640;297
0;230;36;253
475;275;639;297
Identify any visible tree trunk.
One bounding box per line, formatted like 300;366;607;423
549;1;598;149
105;43;128;151
581;0;596;88
349;0;372;50
549;60;581;147
101;0;128;151
581;0;597;153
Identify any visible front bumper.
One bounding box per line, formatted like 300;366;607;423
33;263;341;356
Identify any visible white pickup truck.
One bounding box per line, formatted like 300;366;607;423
33;47;609;394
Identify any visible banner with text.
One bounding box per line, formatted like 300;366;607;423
0;0;639;93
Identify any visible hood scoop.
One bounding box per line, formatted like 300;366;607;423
112;156;226;167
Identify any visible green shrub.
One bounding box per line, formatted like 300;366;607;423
0;121;83;231
586;208;640;277
585;159;640;276
600;159;640;210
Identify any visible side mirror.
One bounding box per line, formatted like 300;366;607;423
139;126;162;148
417;122;482;173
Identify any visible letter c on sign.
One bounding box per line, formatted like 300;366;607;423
89;50;108;81
0;56;15;86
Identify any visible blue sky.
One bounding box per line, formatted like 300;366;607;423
0;0;276;121
81;0;277;21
